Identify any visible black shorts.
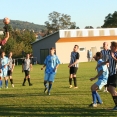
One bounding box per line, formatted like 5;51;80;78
8;70;12;76
24;70;30;76
107;74;117;87
70;67;78;75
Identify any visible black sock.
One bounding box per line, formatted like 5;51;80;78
73;77;77;87
113;96;117;106
10;79;13;84
69;78;72;85
23;78;26;85
28;78;31;85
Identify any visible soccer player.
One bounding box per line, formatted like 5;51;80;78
101;42;110;92
0;51;9;88
22;54;32;86
8;52;15;87
89;52;108;107
68;45;80;89
0;17;12;47
41;47;60;95
97;42;117;110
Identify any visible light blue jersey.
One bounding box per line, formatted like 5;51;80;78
0;56;9;71
97;59;108;81
44;55;60;74
0;56;9;78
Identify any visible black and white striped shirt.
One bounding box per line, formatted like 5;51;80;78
101;49;110;62
70;51;80;67
108;51;117;76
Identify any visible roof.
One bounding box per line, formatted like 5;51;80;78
31;31;59;45
31;28;117;44
59;28;117;38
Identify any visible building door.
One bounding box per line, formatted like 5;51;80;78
40;49;49;64
91;47;97;57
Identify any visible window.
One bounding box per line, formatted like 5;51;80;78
100;47;103;50
79;47;85;52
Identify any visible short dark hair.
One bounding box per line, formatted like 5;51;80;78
50;47;55;50
111;41;117;48
96;52;102;58
74;45;79;48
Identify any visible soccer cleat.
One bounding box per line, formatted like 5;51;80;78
29;83;32;86
12;84;14;88
74;87;78;89
97;102;103;105
22;84;26;86
89;103;97;107
112;106;117;110
69;85;72;88
47;92;50;96
44;88;47;93
5;86;8;89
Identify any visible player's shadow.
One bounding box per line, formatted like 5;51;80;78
0;105;116;116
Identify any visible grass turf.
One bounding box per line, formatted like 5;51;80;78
0;62;117;117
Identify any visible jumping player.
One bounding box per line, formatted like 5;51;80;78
0;17;12;47
22;54;32;86
41;47;60;95
68;45;80;89
89;52;108;107
8;52;15;87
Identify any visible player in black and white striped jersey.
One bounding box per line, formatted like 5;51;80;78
22;54;32;86
98;42;117;110
68;45;80;89
101;42;110;92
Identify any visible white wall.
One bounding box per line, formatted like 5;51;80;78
56;40;113;63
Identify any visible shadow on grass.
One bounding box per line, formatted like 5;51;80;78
0;105;117;116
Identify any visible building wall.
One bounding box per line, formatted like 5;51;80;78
32;32;59;64
56;39;117;63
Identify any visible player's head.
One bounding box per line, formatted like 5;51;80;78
3;17;10;24
26;54;30;58
94;52;102;61
110;41;117;52
73;45;79;52
103;42;108;50
50;47;55;55
9;52;13;57
1;51;5;57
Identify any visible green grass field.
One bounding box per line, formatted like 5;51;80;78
0;62;117;117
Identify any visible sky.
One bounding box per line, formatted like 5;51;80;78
0;0;117;28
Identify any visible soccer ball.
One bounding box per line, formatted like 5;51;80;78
3;17;10;24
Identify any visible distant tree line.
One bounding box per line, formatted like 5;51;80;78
0;20;46;32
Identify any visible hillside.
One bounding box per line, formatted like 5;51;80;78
0;19;46;32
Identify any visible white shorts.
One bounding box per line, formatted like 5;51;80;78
0;70;8;78
95;79;107;90
44;73;56;82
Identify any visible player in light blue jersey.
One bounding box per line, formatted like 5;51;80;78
0;51;9;89
89;52;109;107
41;47;60;95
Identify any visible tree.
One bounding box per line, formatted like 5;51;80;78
45;11;76;34
85;26;94;29
102;11;117;28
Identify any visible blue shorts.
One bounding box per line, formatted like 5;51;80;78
44;73;56;82
0;70;8;78
95;79;107;90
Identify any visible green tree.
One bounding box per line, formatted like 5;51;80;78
102;11;117;28
45;11;76;34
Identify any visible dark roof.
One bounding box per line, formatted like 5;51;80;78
31;31;59;45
